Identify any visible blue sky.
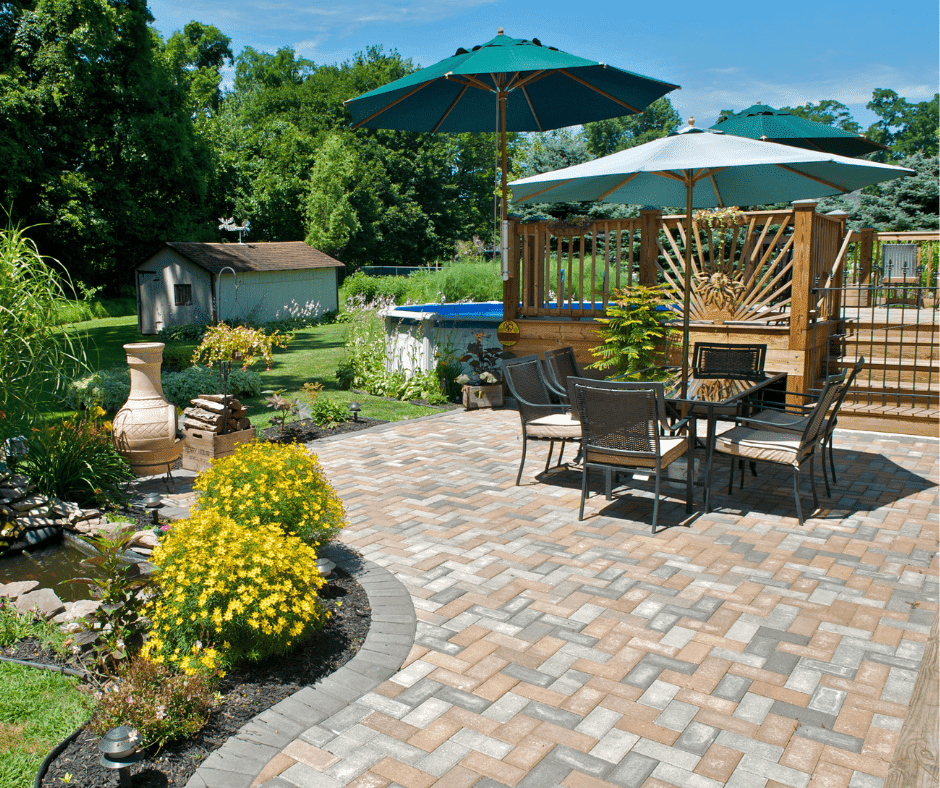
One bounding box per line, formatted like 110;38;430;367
148;0;938;130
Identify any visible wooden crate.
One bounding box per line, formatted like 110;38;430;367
182;427;256;473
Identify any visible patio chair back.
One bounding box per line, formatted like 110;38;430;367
796;375;846;460
566;377;669;430
573;384;661;464
693;343;766;378
544;347;580;396
502;355;558;424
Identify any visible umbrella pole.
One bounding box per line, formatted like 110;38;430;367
680;173;693;399
500;87;508;223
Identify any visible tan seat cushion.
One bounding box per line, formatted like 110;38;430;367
585;436;687;469
527;413;582;439
746;409;809;432
715;427;804;466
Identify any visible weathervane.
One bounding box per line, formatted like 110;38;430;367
218;217;250;244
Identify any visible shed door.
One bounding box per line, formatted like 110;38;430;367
138;271;156;334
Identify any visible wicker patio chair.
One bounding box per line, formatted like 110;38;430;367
743;357;864;496
569;380;693;530
712;374;846;526
502;355;581;486
692;342;767;378
542;346;606;402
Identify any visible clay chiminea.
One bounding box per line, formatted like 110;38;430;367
112;343;183;475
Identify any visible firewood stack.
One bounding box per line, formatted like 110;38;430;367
182;394;251;435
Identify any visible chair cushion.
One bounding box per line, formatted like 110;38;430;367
746;409;810;432
526;413;582;439
715;427;804;466
585;436;687;469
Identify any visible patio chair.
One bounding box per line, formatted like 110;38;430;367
743;357;864;496
692;342;767;378
689;342;768;475
543;346;606;402
712;373;846;526
502;355;581;485
568;380;693;530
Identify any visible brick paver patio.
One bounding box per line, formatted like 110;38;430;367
251;409;938;788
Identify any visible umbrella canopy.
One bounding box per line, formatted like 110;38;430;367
345;30;679;221
709;103;887;157
510;125;912;395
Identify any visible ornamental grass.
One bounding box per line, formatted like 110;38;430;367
193;442;346;547
143;509;329;673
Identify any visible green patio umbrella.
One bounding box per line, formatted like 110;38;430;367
710;103;888;157
344;30;679;223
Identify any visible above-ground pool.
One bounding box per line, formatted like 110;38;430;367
385;301;602;375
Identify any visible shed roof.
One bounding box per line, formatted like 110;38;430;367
158;241;344;274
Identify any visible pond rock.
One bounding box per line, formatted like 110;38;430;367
15;587;65;618
0;580;39;597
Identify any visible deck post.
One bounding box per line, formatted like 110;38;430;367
857;226;875;308
788;200;818;405
639;207;661;286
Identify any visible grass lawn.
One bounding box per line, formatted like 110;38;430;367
57;316;444;429
0;664;91;788
0;606;90;788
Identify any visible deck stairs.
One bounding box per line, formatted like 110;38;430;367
825;311;939;436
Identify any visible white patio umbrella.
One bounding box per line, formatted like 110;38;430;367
509;124;912;395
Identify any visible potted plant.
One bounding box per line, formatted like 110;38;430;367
457;333;507;410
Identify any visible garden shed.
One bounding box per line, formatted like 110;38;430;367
135;241;344;334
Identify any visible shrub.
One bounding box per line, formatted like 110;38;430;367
68;365;262;412
157;322;211;343
193;442;346;546
143;509;329;672
16;409;134;507
89;656;215;750
311;397;350;427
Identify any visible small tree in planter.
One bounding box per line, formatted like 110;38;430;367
457;333;508;409
191;324;292;433
588;285;679;379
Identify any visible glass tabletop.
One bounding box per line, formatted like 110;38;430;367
615;368;787;406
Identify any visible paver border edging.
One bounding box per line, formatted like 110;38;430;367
185;542;417;788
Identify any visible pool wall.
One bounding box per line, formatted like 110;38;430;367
384;303;504;376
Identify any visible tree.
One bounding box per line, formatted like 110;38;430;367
781;100;860;133
583;98;680;157
866;90;939;159
817;152;938;231
0;0;218;289
163;21;233;116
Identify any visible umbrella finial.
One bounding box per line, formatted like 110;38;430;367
687;116;695;127
497;27;504;35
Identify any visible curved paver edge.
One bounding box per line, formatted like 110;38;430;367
184;542;417;788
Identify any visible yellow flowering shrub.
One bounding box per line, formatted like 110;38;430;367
193;442;346;546
143;509;328;673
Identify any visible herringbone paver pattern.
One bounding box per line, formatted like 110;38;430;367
259;410;938;788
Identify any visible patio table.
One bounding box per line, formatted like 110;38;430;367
665;371;787;511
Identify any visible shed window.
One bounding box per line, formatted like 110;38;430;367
174;284;193;305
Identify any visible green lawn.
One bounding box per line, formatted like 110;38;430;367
58;316;444;429
0;664;91;788
0;606;88;788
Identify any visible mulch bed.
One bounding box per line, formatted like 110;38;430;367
32;565;371;788
261;415;388;444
